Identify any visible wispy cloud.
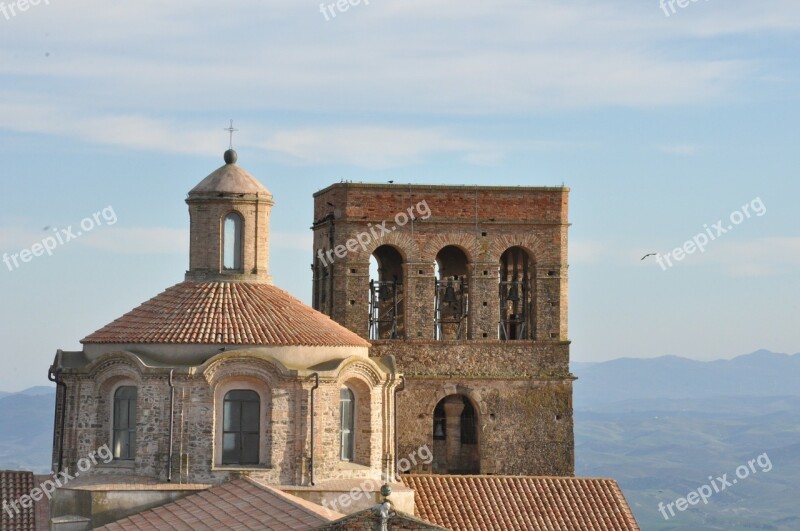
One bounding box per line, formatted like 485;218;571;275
262;126;493;168
0;103;219;155
694;237;800;277
1;0;793;124
571;237;800;278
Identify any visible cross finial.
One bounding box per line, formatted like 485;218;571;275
224;119;238;149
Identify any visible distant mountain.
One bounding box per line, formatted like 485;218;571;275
572;349;800;407
15;385;56;396
572;350;800;531
0;387;55;473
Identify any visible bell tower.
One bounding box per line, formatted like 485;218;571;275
311;183;574;477
185;149;274;283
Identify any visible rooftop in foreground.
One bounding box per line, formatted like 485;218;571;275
402;474;640;531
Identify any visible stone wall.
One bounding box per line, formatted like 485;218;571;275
393;377;574;477
53;354;396;486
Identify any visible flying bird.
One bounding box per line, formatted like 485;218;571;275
641;253;657;261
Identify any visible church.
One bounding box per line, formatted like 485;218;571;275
45;147;639;530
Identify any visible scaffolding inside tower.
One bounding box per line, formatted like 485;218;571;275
369;279;401;340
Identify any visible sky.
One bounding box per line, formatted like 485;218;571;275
0;0;798;391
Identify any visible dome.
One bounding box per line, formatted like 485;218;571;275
189;150;271;196
81;281;369;349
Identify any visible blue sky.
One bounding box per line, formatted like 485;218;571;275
0;0;798;391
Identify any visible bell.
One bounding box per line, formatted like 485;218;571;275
506;283;520;302
443;282;457;304
434;421;445;438
379;282;393;301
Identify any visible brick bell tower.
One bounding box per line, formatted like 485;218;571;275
311;184;575;477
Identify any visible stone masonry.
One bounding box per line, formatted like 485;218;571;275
311;184;575;476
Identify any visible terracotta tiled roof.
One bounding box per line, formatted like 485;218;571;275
82;282;370;347
97;478;342;531
401;475;640;531
317;503;448;530
1;470;36;530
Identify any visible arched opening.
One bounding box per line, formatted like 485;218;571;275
431;394;479;474
369;245;404;339
222;212;244;271
434;246;469;340
499;246;535;340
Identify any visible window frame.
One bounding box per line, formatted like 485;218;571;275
112;385;137;461
213;379;270;469
222;389;261;466
339;386;356;462
222;211;244;272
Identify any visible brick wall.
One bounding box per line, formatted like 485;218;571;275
311;183;574;477
185;194;273;283
311;184;569;341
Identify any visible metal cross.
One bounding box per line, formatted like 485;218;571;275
224;119;238;149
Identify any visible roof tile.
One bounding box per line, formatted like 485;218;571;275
401;475;640;531
1;470;37;530
82;282;370;348
97;478;341;531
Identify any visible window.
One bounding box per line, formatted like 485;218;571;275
222;390;260;465
223;212;243;271
340;387;355;461
113;386;137;460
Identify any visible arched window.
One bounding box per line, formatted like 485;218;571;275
223;212;243;271
222;390;260;465
340;387;355;461
113;386;137;460
499;246;535;340
431;394;479;474
369;245;404;339
435;246;470;340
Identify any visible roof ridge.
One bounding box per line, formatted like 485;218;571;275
243;477;344;520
